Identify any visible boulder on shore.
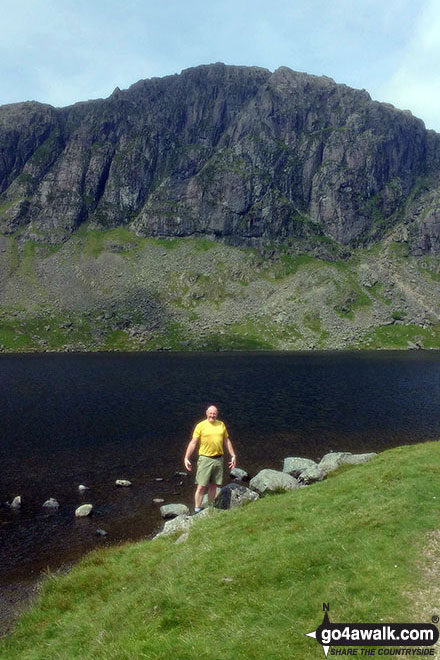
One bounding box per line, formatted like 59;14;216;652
250;469;300;495
216;483;259;509
230;467;250;481
298;451;378;484
154;508;217;539
283;457;317;477
154;514;193;538
160;503;190;519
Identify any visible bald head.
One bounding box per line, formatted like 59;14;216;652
206;405;218;422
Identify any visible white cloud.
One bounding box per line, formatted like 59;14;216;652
0;0;438;135
378;0;440;131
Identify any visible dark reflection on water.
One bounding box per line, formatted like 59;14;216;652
1;351;440;585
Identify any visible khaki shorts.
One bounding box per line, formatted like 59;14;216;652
196;455;224;487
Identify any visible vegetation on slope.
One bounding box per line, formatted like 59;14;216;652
1;228;440;352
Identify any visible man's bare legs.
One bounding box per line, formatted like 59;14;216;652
194;483;218;510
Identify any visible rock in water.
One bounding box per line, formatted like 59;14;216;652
75;504;93;517
115;479;132;487
10;496;22;509
43;498;60;509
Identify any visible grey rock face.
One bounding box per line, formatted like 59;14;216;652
249;469;300;494
216;483;259;509
1;64;439;252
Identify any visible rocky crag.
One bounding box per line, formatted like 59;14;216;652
1;63;440;351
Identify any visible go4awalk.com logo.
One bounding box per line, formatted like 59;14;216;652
305;604;439;657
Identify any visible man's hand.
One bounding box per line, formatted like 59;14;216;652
183;437;198;472
228;455;236;470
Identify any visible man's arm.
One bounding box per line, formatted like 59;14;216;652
224;437;236;470
184;437;199;471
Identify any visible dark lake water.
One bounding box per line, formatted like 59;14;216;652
1;350;440;589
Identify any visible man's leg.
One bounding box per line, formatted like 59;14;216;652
207;457;223;505
195;484;206;509
207;483;218;505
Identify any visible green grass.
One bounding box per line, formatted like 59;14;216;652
149;237;183;250
261;254;325;280
303;312;322;333
76;227;139;259
202;331;273;350
1;442;439;659
102;329;136;351
418;257;440;282
333;285;373;319
197;317;304;351
192;238;217;252
0;313;95;351
389;242;410;259
355;323;440;349
0;199;20;217
0;310;147;352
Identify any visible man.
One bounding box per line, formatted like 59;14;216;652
184;405;236;513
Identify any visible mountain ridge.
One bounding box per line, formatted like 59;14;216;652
1;62;440;255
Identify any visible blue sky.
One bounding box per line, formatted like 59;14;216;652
2;0;440;131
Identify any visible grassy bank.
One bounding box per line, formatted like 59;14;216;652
1;441;439;659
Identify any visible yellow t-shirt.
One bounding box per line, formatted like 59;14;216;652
192;419;228;457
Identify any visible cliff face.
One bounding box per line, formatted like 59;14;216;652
1;63;440;252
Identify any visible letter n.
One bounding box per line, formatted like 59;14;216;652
322;602;330;612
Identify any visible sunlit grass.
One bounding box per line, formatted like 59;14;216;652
1;442;439;659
